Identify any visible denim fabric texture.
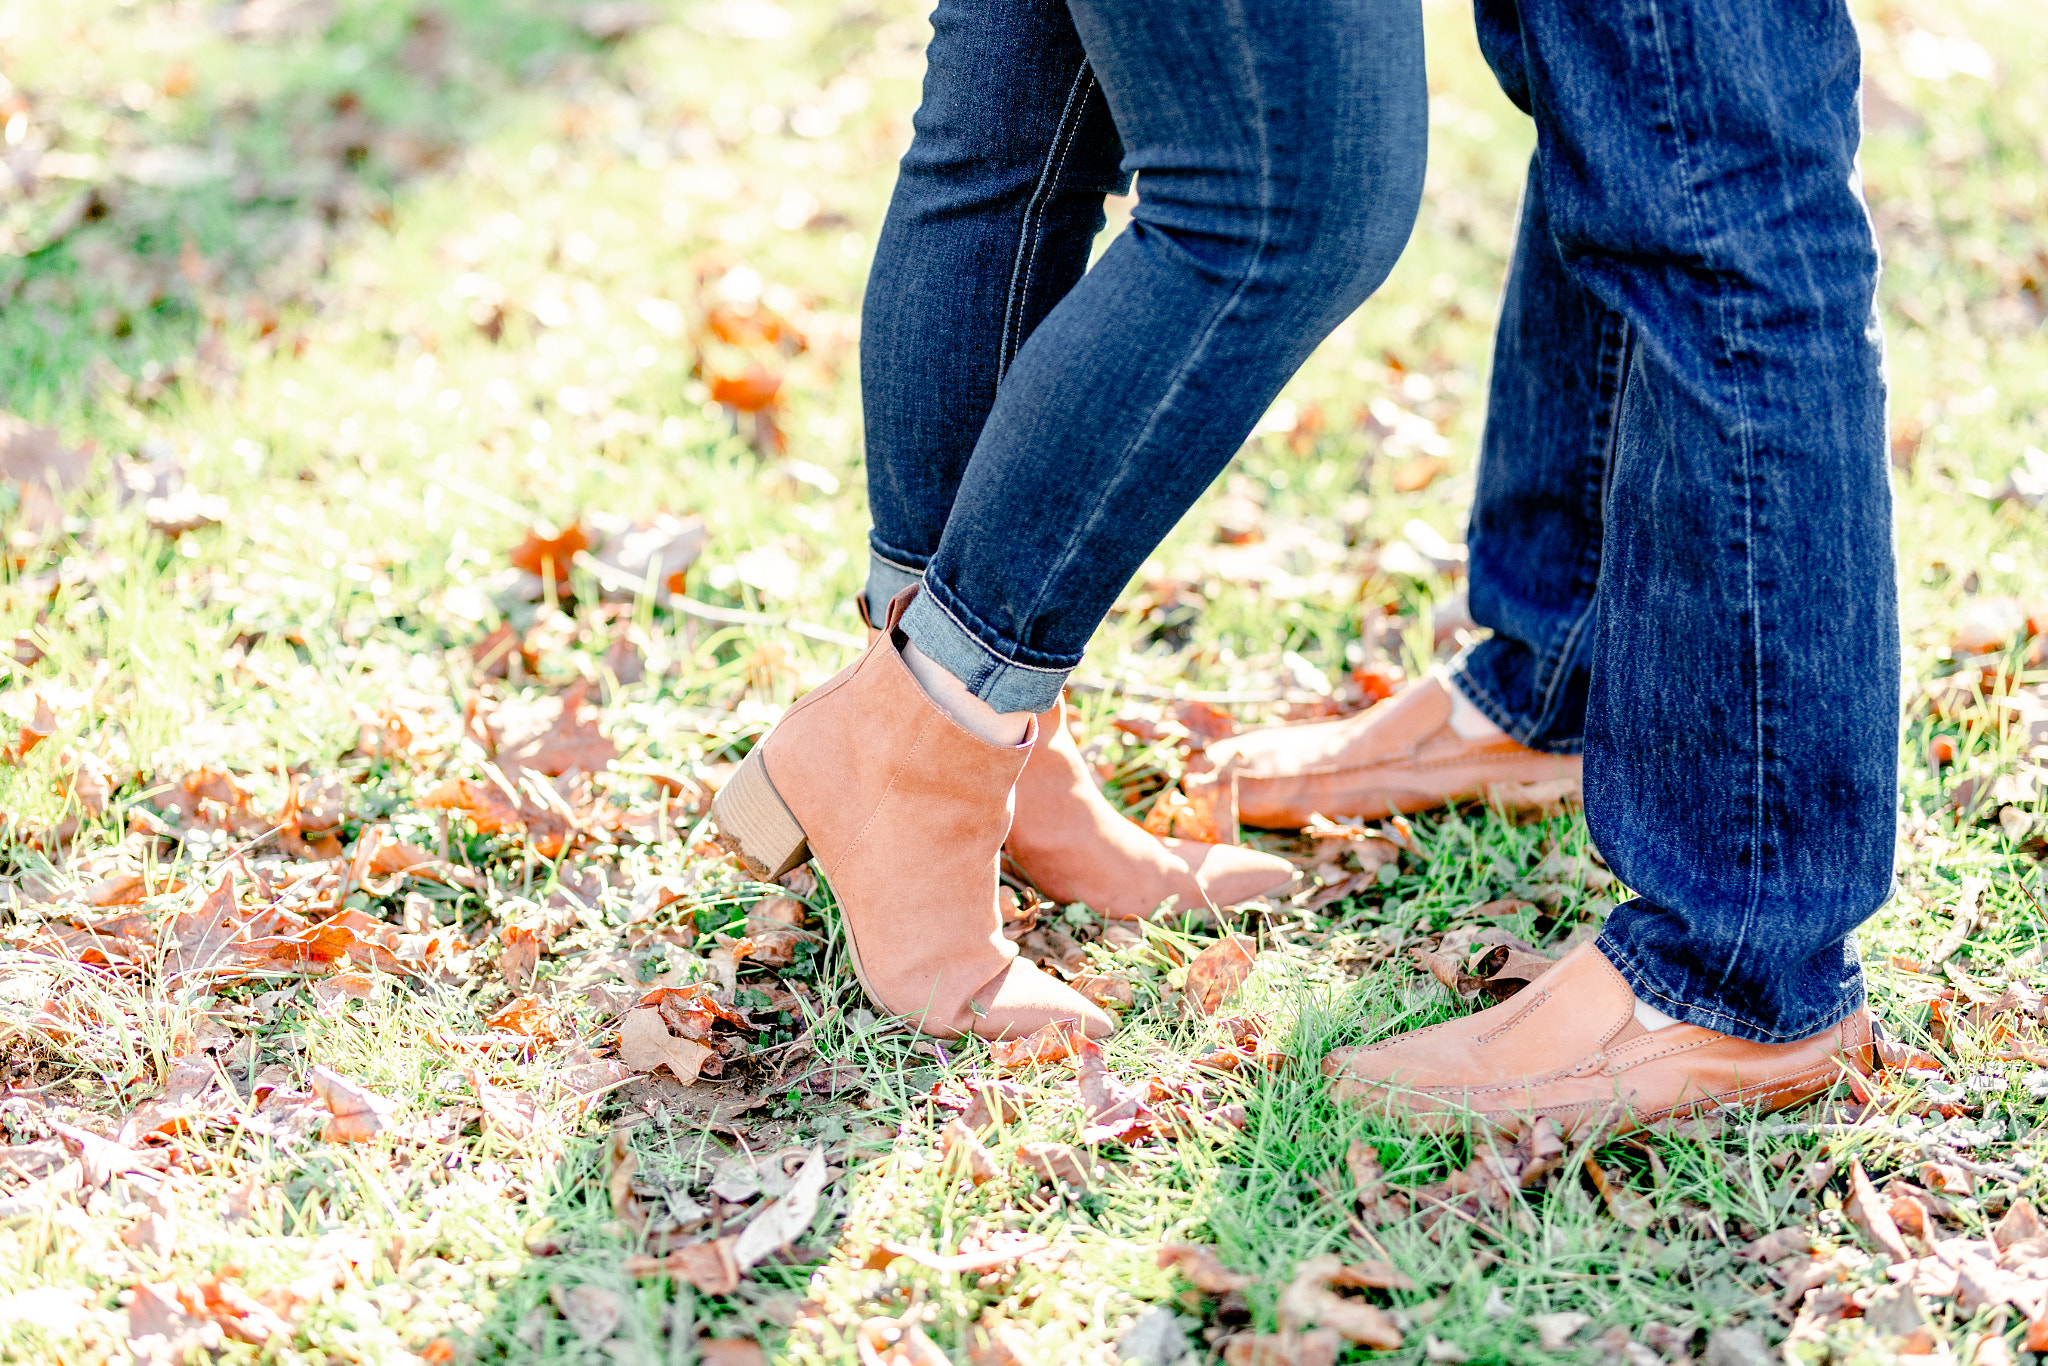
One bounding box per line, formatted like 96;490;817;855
860;0;1427;711
1443;0;1899;1042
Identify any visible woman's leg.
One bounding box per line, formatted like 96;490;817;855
714;0;1425;1036
860;0;1343;918
858;0;1127;624
895;0;1428;714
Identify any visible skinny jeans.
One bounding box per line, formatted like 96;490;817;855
1441;0;1899;1041
859;0;1427;712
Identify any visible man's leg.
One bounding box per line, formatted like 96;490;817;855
1323;0;1894;1129
1194;157;1613;830
1498;0;1897;1043
1443;161;1618;753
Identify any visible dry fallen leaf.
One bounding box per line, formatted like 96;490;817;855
987;1017;1086;1070
1066;972;1137;1010
308;1066;397;1143
732;1148;828;1270
1528;1313;1591;1352
940;1118;1000;1185
1222;1330;1340;1366
1184;934;1259;1016
1157;1242;1254;1293
498;925;540;990
1015;1142;1101;1190
550;1283;623;1343
618;1007;715;1084
192;1275;291;1346
625;1237;740;1294
698;1340;768;1366
867;1234;1048;1275
1847;1159;1913;1263
508;520;588;581
589;512;708;600
1277;1254;1404;1349
126;1281;223;1366
0;414;94;537
472;681;616;777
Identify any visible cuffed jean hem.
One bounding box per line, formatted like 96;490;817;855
1593;920;1868;1045
897;585;1072;714
1442;642;1584;756
863;548;925;627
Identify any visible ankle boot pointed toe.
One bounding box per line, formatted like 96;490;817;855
1003;697;1298;920
712;589;1112;1042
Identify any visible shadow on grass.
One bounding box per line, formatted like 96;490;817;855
1;0;618;414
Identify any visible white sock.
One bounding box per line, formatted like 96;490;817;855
1632;995;1682;1031
1434;669;1503;740
900;640;1033;747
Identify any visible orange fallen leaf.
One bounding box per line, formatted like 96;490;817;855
509;520;588;580
484;993;558;1042
419;777;527;836
1390;454;1449;493
470;681;615;777
1184;935;1259;1016
698;1339;768;1366
1066;972;1136;1010
499;926;540;990
308;1066;397;1142
1015;1142;1101;1190
1278;1254;1405;1349
194;1275;291;1345
987;1018;1086;1070
709;366;782;413
940;1118;1000;1186
0;414;94;540
1222;1330;1341;1366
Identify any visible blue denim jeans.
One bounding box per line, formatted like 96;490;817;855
860;0;1426;712
1442;0;1899;1042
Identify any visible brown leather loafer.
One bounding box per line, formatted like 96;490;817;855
1192;675;1581;829
1323;942;1873;1136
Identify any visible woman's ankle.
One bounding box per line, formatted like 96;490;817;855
900;640;1033;747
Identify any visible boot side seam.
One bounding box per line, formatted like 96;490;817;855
824;708;941;881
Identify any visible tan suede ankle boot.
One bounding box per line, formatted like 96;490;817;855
852;604;1295;921
711;589;1112;1041
1004;697;1297;920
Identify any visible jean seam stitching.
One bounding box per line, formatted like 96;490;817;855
866;544;927;576
999;61;1095;376
914;578;1075;674
1006;0;1275;646
1012;69;1096;368
1661;3;1767;985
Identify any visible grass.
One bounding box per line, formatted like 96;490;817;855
0;0;2044;1362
